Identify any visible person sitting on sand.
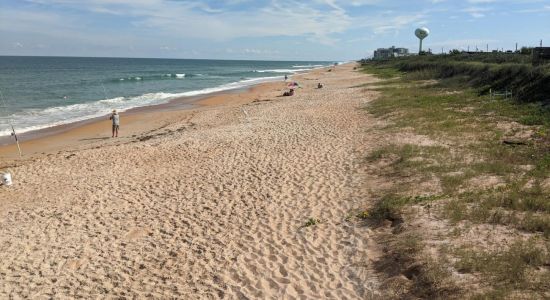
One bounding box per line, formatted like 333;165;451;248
317;83;323;89
109;109;120;138
283;88;294;97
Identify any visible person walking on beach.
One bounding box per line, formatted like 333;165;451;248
109;109;120;138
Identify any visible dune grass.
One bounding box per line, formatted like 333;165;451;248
361;57;550;298
362;53;550;104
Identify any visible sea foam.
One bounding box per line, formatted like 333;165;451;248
254;68;310;73
0;76;282;137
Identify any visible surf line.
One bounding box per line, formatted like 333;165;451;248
0;90;22;158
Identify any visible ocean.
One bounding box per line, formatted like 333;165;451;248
0;56;334;137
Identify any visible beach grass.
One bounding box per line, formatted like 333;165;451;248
361;59;550;298
301;218;322;228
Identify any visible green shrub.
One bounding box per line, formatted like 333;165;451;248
362;56;550;105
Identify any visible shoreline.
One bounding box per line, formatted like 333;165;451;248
0;62;380;298
0;76;296;160
0;86;245;146
0;66;331;144
0;64;333;159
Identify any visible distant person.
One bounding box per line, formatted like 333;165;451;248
288;81;299;88
109;109;120;138
317;83;323;89
283;88;294;97
284;75;288;81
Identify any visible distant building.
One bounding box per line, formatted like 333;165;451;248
533;47;550;65
373;46;409;60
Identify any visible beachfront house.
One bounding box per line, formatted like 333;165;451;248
373;46;409;60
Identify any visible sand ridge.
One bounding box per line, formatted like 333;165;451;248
0;64;381;298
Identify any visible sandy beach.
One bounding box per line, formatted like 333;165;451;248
0;64;381;298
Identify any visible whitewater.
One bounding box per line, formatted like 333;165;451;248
0;57;333;137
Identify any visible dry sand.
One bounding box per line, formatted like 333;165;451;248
0;82;283;160
0;64;381;298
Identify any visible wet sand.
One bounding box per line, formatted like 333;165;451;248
0;82;284;160
0;63;381;298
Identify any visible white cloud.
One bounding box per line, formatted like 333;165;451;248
367;13;428;35
338;0;381;6
462;6;492;18
2;0;547;60
17;0;351;44
519;5;550;13
0;7;141;47
159;46;177;51
467;0;496;3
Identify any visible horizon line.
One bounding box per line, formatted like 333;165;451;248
0;54;344;63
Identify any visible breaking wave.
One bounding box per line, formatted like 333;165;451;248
0;76;284;137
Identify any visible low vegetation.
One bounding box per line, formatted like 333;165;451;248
362;52;550;105
360;55;550;298
301;218;321;228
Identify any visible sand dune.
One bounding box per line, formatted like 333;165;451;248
0;64;380;298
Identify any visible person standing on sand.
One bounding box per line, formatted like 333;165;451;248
109;110;120;138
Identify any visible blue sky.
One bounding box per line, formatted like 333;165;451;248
1;0;549;61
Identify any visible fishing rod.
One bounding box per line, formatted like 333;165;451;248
0;90;22;158
101;82;117;113
101;82;109;100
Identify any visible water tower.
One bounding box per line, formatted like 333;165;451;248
415;27;430;54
